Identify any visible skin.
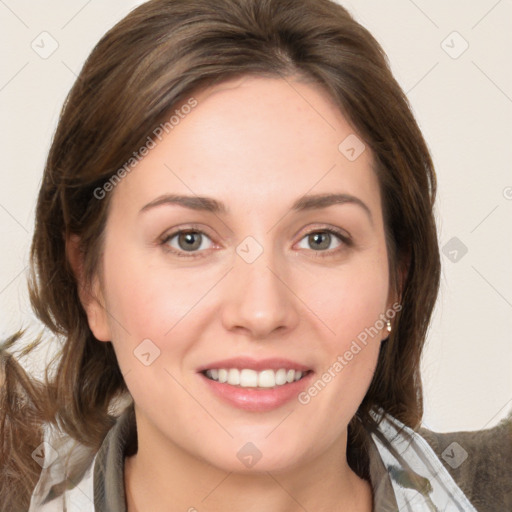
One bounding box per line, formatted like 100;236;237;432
77;75;396;512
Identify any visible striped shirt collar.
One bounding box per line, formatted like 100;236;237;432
29;404;478;511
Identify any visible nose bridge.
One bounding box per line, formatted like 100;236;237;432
221;234;299;337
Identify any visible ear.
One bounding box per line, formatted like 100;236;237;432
66;233;112;342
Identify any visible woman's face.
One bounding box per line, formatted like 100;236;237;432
85;75;394;472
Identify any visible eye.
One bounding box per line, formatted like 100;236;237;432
296;228;351;256
160;226;352;258
161;229;214;257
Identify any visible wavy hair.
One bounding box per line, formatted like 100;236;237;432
0;0;440;509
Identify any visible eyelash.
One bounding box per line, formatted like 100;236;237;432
159;226;352;259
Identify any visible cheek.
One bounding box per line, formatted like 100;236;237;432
306;255;390;346
103;234;390;349
101;243;197;335
298;252;389;400
98;244;224;388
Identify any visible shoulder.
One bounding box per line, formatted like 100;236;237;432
416;412;512;512
28;422;97;511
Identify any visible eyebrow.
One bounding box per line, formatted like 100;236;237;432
139;192;373;222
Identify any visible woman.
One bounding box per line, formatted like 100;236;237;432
0;0;510;510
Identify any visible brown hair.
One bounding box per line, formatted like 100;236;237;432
0;0;440;509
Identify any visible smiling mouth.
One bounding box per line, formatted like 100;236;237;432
201;368;311;389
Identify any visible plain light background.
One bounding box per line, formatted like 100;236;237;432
0;0;511;433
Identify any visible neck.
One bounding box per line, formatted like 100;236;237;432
124;410;373;512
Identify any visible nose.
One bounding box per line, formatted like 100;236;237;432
220;244;300;340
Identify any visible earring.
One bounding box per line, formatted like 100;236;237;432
386;320;392;333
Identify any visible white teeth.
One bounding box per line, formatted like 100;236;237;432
240;369;258;387
258;370;275;388
275;368;287;385
204;368;308;388
227;368;240;385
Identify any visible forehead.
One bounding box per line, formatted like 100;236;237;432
188;74;359;159
109;75;381;219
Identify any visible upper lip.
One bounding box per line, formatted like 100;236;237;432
197;357;312;373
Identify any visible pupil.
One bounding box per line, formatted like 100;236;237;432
180;232;201;251
310;232;329;250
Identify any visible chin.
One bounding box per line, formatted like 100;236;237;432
195;433;312;475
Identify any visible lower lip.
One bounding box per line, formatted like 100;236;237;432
199;372;314;412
